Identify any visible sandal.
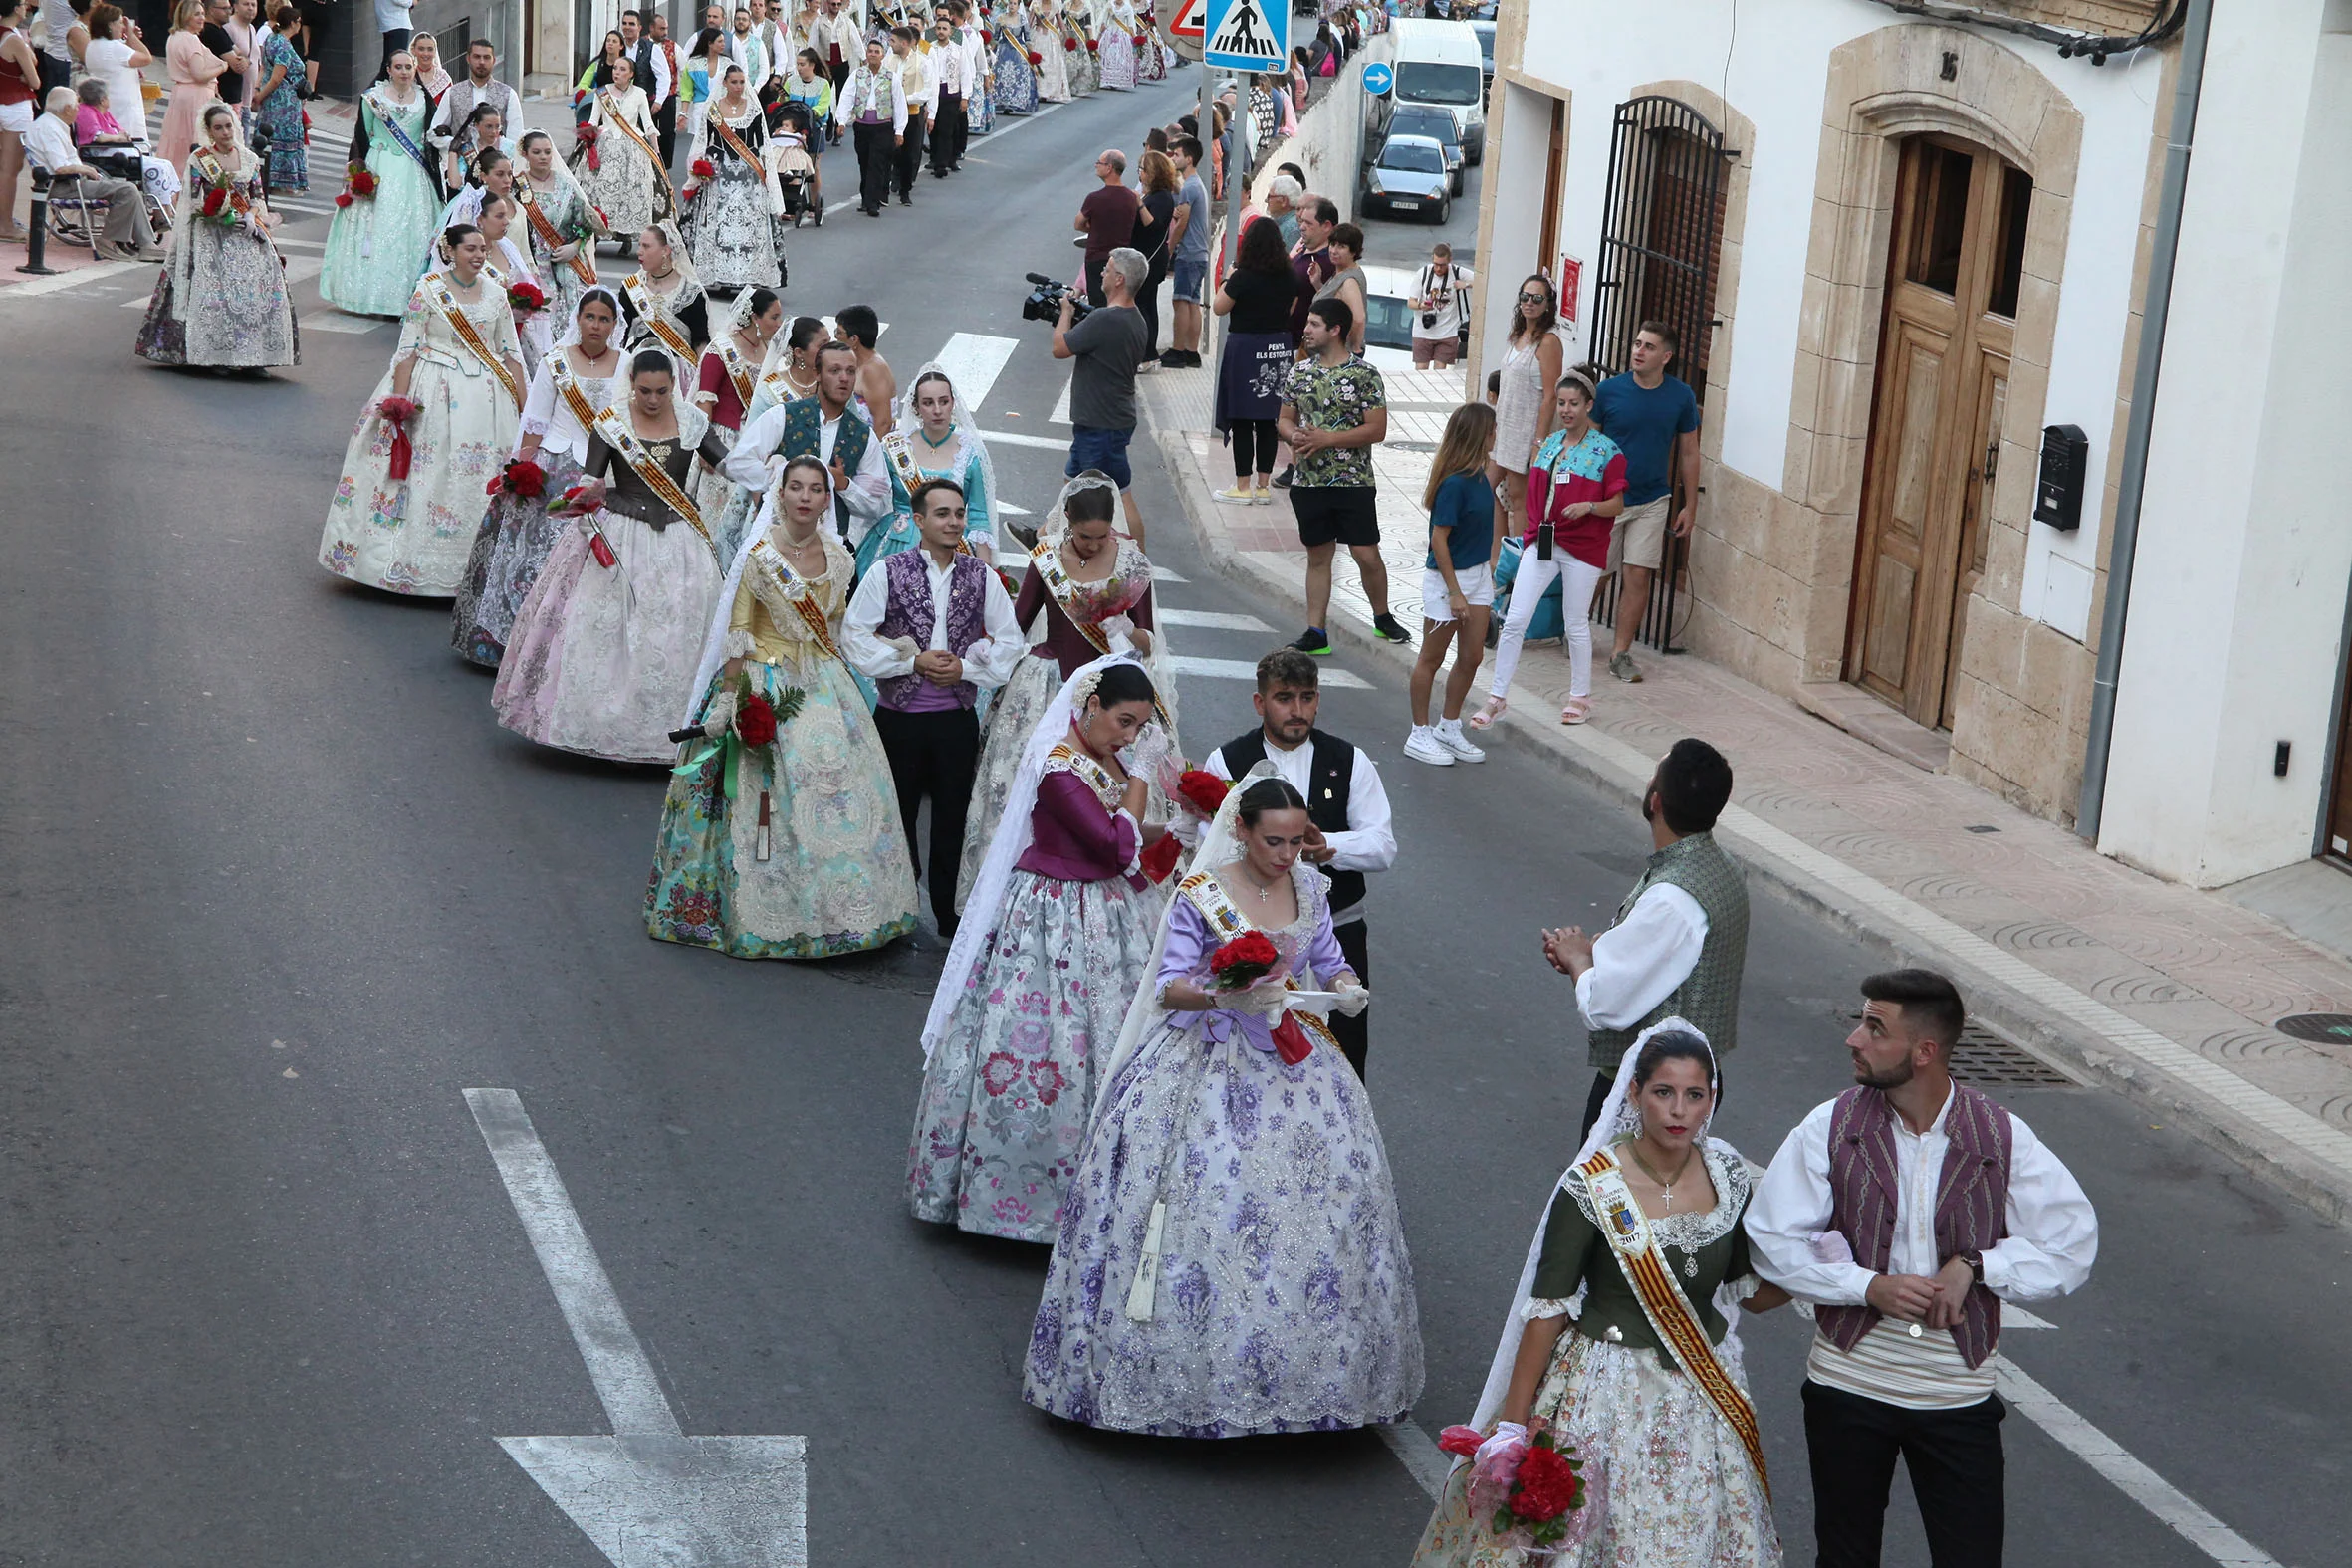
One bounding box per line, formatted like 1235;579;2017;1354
1466;695;1508;731
1560;696;1591;725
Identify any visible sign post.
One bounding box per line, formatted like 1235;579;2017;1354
1203;0;1287;73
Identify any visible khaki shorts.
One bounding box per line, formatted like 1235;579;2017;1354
1608;496;1671;573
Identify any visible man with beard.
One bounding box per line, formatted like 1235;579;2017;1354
723;337;895;543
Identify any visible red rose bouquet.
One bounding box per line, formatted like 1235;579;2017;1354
691;157;716;178
200;184;227;218
575;120;601;172
1435;1426;1597;1553
1175;769;1229;818
489;458;547;499
506;279;548;314
1028;48;1043;64
376;395;420;480
1062;36;1077;50
735;689;780;748
1086;36;1098;52
349;164;376;197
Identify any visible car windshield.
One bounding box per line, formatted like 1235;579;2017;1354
1363;294;1413;350
1392;111;1455;144
1396;60;1481;106
1384;142;1445;175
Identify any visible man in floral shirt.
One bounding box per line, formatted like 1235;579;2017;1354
1278;297;1407;655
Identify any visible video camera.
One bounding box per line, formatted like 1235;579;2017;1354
1021;273;1092;326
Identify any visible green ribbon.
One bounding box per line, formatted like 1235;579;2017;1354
672;734;743;800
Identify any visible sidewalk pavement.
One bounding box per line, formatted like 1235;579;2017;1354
1140;357;2352;1224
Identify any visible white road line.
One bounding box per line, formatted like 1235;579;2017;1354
974;426;1069;451
1170;654;1369;689
1377;1423;1448;1500
1156;608;1273;632
1151;565;1187;582
0;258;142;301
963;99;1067;146
1049;373;1071;426
273;236;327;249
302;311;386;334
464;1088;680;1438
1996;1363;2284;1568
928;331;1021;414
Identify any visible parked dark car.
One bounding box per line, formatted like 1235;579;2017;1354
1386;105;1464;195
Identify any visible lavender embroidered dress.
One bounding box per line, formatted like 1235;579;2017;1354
907;750;1163;1243
1023;863;1424;1436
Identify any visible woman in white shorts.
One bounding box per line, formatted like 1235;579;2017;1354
1405;403;1500;768
1474;371;1626;729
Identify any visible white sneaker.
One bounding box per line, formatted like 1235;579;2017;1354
1403;727;1456;767
1435;721;1487;763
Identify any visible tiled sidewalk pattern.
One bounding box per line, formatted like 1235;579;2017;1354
1140;354;2352;1196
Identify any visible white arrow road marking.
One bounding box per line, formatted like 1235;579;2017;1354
1169;655;1370;689
1155;608;1273;632
466;1089;808;1567
1050;374;1071;426
974;427;1071;451
929;332;1021;415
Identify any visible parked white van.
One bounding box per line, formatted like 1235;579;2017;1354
1386;17;1486;162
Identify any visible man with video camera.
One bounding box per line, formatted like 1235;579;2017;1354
1052;245;1152;549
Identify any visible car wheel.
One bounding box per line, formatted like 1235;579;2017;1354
1451;170;1464;196
1434;198;1450;225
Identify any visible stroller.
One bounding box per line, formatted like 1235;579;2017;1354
769;104;821;226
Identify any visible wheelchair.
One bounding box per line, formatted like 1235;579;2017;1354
46;147;173;255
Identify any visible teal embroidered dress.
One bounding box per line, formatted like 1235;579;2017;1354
320;89;444;317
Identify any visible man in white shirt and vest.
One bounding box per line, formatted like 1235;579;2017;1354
1746;969;2098;1568
1198;647;1396;1080
884;22;932;206
1542;737;1748;1135
830;34;905;217
723;339;894;541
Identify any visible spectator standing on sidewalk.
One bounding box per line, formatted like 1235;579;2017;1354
34;0;73;93
1053;245;1152;547
1313;220;1368;354
1279;297;1409;652
372;0;411;82
1410;242;1472;369
1540;737;1747;1136
1164;134;1212;369
0;0;37;242
1487;272;1564;570
1073;145;1137;306
1131;147;1178;364
1213;213;1305;506
1403;401;1497;767
1594;320;1701;684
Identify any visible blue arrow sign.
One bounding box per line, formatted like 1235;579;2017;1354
1204;0;1288;72
1361;61;1393;96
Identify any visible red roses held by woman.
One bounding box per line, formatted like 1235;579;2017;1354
376;395;420;480
734;689;780;748
1207;930;1282;990
1434;1425;1595;1550
574;121;600;172
487;458;547;499
506;279;548;315
334;161;378;208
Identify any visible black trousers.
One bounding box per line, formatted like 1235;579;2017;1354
929;90;964;171
1229;417;1279;477
872;704;981;934
378;26;412;82
1136;255;1167;356
829;57;851;95
1330;918;1370;1080
851;119;893;212
1083;253;1108;307
1803;1381;2006;1568
891;109;926;197
653;95;678;170
1581;1062;1729;1136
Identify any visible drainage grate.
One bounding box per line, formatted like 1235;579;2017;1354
2274;1013;2352;1045
1949;1022;2075;1088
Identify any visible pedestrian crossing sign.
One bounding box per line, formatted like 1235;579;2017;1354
1204;0;1288;72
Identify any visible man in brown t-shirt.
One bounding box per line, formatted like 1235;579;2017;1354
1074;148;1141;306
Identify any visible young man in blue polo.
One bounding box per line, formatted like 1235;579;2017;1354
1594;320;1701;683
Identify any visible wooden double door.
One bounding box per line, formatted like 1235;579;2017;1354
1849;137;2032;730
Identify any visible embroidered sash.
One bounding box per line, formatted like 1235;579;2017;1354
623;272;696;364
422;273;524;408
589;405;719;559
710;112;764;170
1578;1148;1771;1500
713;337;757;414
1046;739;1121;808
366;93;438;184
1030;538;1119;657
518;184;596;285
882;429;976;555
546;351;609;441
597;89;680;209
744;534;844;661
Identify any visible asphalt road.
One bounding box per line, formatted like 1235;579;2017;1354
0;80;2347;1568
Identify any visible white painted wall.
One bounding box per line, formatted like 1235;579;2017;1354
1501;0;2158;644
2102;0;2352;885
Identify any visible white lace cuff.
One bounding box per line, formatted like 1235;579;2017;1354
1520;1297;1576;1323
1114;808;1142;876
1725;1272;1763;1303
723;628;758;660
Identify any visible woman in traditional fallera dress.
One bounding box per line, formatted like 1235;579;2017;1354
455;189;558;362
571;56;667;244
1029;0;1070;102
451;286;626;666
423;141;518;275
616;220;711;385
515;129;609;325
320;52;444;318
1096;0;1136;89
1410;1023;1785;1568
859;362;999;578
321;222;526;595
955;473;1156;911
492;348;731;763
691;286;785;544
992;2;1038;113
681;63;788;294
135;104;300;371
908;654;1172;1244
645;456;921;959
1064;3;1098;95
1023;771;1422;1438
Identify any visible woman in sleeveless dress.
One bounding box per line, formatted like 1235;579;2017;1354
645;456;920;960
1023;772;1421;1438
1487;272;1565;557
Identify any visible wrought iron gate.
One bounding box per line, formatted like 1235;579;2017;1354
1587;95;1729;655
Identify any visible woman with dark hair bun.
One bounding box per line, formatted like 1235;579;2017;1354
909;652;1173;1245
1023;761;1421;1439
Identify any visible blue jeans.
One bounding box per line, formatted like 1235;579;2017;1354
1065;424;1135;490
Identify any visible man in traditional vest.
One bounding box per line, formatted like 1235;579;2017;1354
1541;737;1747;1136
840;479;1025;938
724;339;894;543
427;38;524;186
1197;648;1396;1080
1747;969;2098;1568
830;33;906;217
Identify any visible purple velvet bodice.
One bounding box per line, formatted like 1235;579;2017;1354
1014;766;1143;885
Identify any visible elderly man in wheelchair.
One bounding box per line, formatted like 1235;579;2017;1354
23;85;164;262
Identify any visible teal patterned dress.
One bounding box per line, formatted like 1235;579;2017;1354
645;530;919;960
319;89;444;317
856;424;995;580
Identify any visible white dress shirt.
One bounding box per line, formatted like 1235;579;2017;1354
722;400;894;540
733;29;770;92
839;553;1027;690
1200;737;1396;926
930;38;962;95
22;112;83;176
833;62;908;132
891;46;937;115
960;25;988;89
1573;883;1709;1031
1746;1088;2098;1408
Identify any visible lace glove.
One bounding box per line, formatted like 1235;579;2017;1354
1099;612;1136;652
701;684;740;739
1123;721;1173;788
1331;975;1370;1017
1474;1422;1529;1469
885;635;923;662
1229;975;1294;1019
